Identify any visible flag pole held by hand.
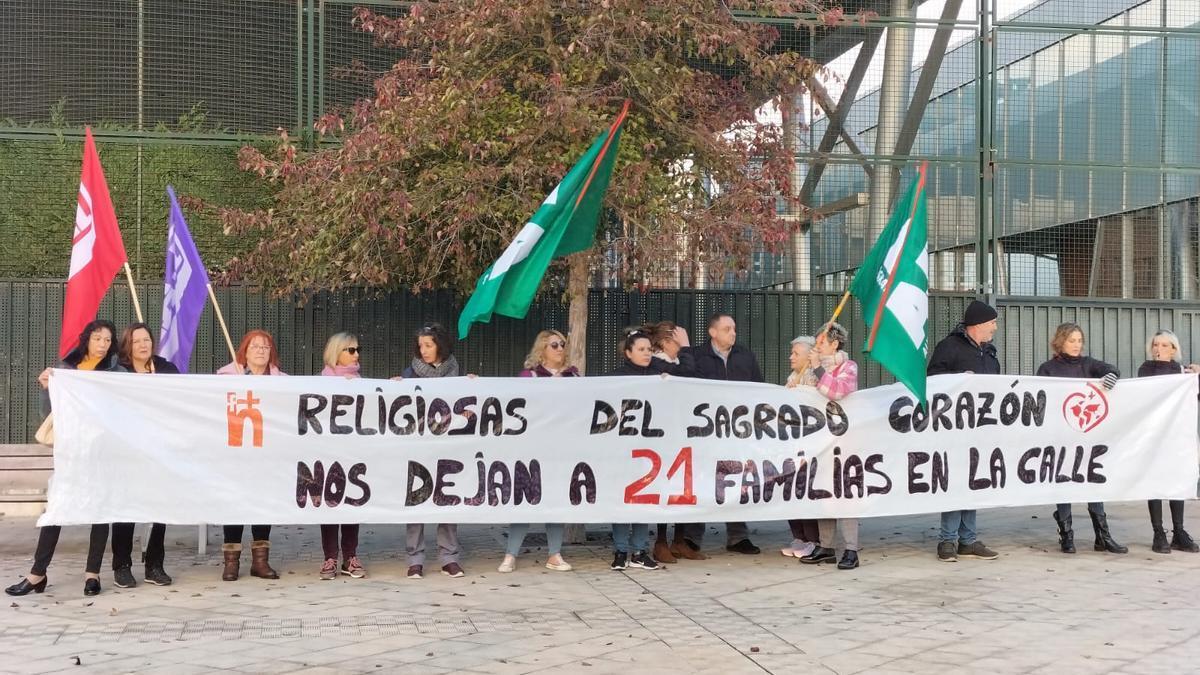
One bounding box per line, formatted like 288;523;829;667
206;283;240;371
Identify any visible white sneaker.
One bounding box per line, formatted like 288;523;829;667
545;559;573;572
497;556;516;573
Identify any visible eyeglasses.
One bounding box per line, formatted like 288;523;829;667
342;347;360;355
248;344;271;352
547;341;565;349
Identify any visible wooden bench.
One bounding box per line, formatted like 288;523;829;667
0;444;208;554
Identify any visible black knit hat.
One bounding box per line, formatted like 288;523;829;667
963;300;998;327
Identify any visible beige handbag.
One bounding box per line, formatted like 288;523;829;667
34;414;54;447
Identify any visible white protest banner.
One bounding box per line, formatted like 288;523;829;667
41;369;1199;526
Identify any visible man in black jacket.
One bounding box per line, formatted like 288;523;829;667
927;300;1001;563
679;312;764;556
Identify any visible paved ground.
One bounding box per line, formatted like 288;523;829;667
1;502;1198;674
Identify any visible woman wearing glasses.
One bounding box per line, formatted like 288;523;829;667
217;329;285;581
397;322;467;579
316;332;368;580
499;330;578;573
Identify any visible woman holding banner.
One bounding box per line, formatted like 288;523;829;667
317;332;368;580
6;320;124;597
1137;329;1200;554
499;330;577;573
798;323;862;570
644;321;700;563
397;322;466;580
216;329;284;581
605;328;662;572
108;323;178;588
782;335;820;560
1036;323;1127;555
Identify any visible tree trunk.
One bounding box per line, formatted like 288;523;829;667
563;253;590;545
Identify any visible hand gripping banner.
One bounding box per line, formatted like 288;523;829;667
41;370;1199;526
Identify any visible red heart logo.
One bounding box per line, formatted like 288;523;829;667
1061;383;1109;433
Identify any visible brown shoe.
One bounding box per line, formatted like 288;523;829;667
406;565;423;579
249;540;279;579
441;562;465;578
670;539;708;560
653;539;677;563
221;544;241;581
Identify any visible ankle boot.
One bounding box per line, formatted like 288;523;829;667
1171;527;1199;553
222;544;241;581
1052;510;1075;554
249;540;279;579
1152;527;1171;554
1089;511;1128;554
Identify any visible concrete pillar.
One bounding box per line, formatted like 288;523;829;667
867;0;915;241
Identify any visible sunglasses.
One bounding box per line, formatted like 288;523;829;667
342;347;360;355
547;341;565;349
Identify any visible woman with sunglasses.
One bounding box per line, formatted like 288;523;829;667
397;322;466;580
216;329;285;581
316;332;368;580
499;330;577;573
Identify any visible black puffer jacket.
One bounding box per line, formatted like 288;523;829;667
692;343;764;383
607;359;659;377
927;325;1000;375
121;354;181;375
1137;360;1182;378
1036;354;1118;379
649;348;696;377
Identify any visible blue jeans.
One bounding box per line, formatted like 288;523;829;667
505;523;564;556
939;510;977;545
612;524;649;553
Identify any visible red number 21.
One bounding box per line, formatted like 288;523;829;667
624;447;696;505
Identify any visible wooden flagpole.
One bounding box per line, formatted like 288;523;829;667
206;283;240;370
123;262;145;323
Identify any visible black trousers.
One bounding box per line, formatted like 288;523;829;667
110;522;167;569
30;524;109;576
223;524;271;544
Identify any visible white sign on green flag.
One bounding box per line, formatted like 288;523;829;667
849;163;930;402
457;103;630;339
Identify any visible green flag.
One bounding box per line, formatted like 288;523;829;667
849;163;930;403
457;102;630;339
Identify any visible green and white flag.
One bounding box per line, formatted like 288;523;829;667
457;102;630;339
849;163;930;402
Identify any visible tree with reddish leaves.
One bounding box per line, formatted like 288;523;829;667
217;0;848;370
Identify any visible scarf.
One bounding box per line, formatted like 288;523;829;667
410;355;459;378
653;352;680;365
322;364;361;378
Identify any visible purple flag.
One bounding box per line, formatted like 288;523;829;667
159;186;210;372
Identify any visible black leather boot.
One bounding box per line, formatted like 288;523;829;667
1152;527;1170;554
1090;510;1128;554
1171;527;1199;553
1053;510;1075;554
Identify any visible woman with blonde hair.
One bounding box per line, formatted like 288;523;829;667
1036;322;1126;555
1138;329;1199;554
316;331;367;580
500;330;577;573
518;330;579;377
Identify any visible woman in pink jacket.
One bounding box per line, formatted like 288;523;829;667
216;329;284;581
798;322;861;570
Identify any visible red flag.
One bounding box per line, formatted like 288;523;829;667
59;127;128;358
